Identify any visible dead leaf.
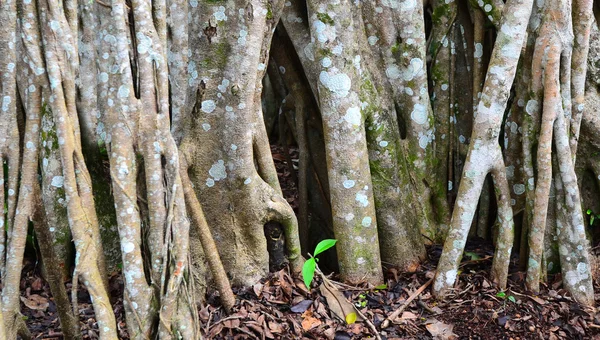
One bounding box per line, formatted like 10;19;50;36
401;311;418;320
20;294;49;311
290;300;313;313
426;320;458;340
319;278;363;323
301;310;321;331
529;296;547;305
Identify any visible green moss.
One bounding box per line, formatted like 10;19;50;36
266;3;273;20
431;4;450;24
316;13;334;25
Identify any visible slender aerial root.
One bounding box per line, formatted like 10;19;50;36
180;155;236;312
526;42;560;293
489;161;515;289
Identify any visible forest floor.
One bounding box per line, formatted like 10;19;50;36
20;145;600;339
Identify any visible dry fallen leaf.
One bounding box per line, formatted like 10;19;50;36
20;294;49;311
426;320;458;340
319;278;362;323
301;310;322;331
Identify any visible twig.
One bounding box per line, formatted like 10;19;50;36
381;278;433;329
207;315;244;331
354;308;382;340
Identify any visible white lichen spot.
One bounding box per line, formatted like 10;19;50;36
321;57;332;68
379;140;388;147
343;180;355;188
445;269;457;285
356;257;366;265
279;66;286;74
513;183;525;195
345;213;354;221
202;123;211;131
244;177;252;185
385;64;401;79
448;181;453;191
209;160;227;181
51;176;64;188
201;100;216;113
118;85;130;98
355;192;369;207
484;4;492;11
319;71;351;97
230;144;237;151
474;43;483;58
257;63;266;71
368;36;379;45
206;178;215;187
410;103;428;125
122;242;135;253
2;96;12;112
213;6;227;21
343;106;361;126
361;216;372;227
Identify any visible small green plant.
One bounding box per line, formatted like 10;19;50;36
496;291;516;303
587;209;600;226
302;239;337;288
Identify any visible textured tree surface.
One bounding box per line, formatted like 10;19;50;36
0;0;600;337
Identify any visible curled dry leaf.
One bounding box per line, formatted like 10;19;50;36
20;294;49;311
301;310;322;331
426;320;458;340
319;278;363;324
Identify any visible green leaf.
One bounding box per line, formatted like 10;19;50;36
592;215;596;225
375;284;388;290
465;251;481;260
508;296;516;303
313;239;337;257
587;209;592;215
345;312;357;324
496;291;506;299
302;258;316;289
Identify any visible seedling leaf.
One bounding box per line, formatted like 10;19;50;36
375;284;388;290
302;258;316;288
313;239;337;257
508;295;516;303
496;291;506;299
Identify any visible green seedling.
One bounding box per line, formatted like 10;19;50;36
302;239;337;289
587;209;600;226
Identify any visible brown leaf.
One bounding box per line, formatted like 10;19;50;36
20;294;49;311
426;320;458;340
301;310;321;331
401;311;418;320
319;278;362;323
31;277;44;291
